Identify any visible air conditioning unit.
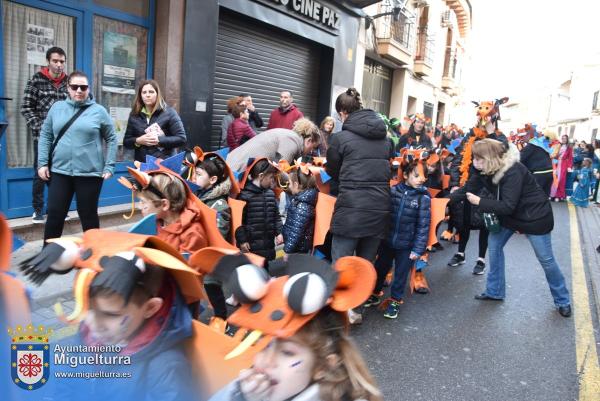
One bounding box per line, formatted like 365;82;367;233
441;10;452;27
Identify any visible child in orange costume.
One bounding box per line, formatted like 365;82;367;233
131;168;208;254
19;230;205;401
201;253;382;401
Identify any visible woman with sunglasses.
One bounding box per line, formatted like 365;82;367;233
123;79;187;162
37;71;117;242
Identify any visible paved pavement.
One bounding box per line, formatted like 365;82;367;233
7;203;600;400
351;202;599;401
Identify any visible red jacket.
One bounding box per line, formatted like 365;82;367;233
267;104;304;130
227;118;256;150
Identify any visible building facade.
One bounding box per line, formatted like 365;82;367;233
0;0;366;217
356;0;472;127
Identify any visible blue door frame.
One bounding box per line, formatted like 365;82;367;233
0;0;155;218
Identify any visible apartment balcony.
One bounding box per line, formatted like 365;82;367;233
375;15;413;66
442;47;457;90
414;29;434;77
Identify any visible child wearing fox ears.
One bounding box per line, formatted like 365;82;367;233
135;170;208;254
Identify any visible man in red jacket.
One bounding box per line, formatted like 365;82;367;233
267;90;304;129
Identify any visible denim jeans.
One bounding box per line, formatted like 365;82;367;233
373;243;413;300
486;227;570;307
331;235;381;265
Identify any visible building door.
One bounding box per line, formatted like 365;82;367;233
0;0;78;218
362;58;392;116
211;11;321;149
0;0;154;218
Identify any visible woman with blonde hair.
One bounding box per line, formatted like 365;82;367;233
123;79;186;162
314;116;335;156
225;118;320;172
451;138;571;317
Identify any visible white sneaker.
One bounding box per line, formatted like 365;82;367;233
347;309;363;325
32;211;46;224
226;295;239;306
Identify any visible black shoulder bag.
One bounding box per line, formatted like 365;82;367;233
47;105;90;171
483;185;501;233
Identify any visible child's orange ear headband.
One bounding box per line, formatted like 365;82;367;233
19;230;203;324
190;250;375;358
187;146;240;197
277;158;312;190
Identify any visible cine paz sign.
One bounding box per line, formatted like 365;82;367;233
263;0;341;31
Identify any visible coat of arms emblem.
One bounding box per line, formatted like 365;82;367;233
9;324;52;390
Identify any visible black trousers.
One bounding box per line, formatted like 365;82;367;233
32;137;48;213
44;173;103;241
458;226;489;258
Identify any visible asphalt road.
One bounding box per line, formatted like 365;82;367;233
351;203;587;401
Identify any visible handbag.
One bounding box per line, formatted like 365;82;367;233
47;104;90;171
483;185;501;233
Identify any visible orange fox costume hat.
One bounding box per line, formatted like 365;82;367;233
19;230;204;324
459;97;509;186
191;250;375;356
185;146;241;198
119;158;237;251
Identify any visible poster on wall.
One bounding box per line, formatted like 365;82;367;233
26;24;54;66
109;106;131;144
102;32;137;94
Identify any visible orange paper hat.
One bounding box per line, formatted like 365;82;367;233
187;146;240;198
192;251;375;357
19;230;204;324
391;148;430;183
119;162;237;250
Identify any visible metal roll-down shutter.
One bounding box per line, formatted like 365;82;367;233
211;12;321;149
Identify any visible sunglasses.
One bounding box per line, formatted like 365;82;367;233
69;84;89;91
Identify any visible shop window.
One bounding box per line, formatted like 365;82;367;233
93;0;149;18
1;0;74;167
92;15;148;161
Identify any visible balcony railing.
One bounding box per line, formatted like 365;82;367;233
376;13;414;52
414;28;434;66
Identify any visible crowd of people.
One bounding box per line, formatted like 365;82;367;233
12;46;598;401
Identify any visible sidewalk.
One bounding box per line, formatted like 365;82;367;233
574;202;600;320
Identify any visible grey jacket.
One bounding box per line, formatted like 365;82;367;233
226;128;303;172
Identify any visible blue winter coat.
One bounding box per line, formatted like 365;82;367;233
38;98;117;176
386;183;431;256
283;188;318;253
44;287;199;401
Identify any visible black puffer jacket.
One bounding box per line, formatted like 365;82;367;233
326;109;390;239
448;129;507;230
386;183;431;256
235;182;282;260
282;188;318;254
123;106;187;162
452;145;554;235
